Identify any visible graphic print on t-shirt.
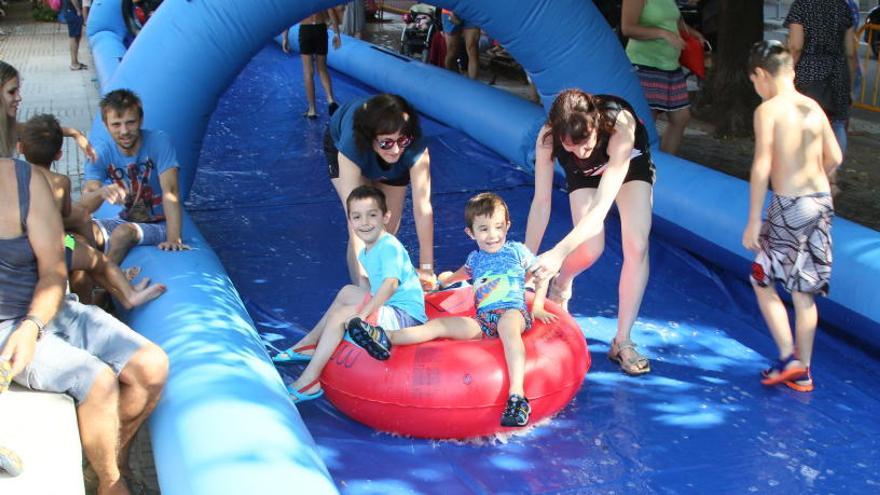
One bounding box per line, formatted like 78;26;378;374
107;158;164;223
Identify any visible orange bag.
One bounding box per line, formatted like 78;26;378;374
679;30;706;79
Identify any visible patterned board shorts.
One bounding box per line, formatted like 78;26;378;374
750;192;834;296
475;308;532;338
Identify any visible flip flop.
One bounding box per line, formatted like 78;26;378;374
302;110;318;119
784;367;814;392
761;354;807;386
272;344;316;364
69;63;88;71
287;378;323;403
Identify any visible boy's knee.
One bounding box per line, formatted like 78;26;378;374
110;223;139;246
498;311;526;336
337;284;362;300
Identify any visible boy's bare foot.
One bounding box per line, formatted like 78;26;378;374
127;283;166;308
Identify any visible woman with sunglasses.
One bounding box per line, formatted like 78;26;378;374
525;89;655;376
324;93;435;288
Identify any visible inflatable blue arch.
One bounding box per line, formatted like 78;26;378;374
85;0;880;493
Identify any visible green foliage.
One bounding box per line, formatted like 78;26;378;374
32;4;59;22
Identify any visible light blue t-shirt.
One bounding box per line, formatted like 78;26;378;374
358;232;427;323
464;241;537;313
84;129;179;223
328;96;428;182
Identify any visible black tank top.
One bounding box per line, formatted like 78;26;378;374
0;160;38;320
556;95;652;179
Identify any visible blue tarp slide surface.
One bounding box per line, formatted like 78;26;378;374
187;45;880;494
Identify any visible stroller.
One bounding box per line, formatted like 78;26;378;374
399;4;440;63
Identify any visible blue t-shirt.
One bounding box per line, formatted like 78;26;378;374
358;232;427;323
328;96;428;182
464;241;537;314
84;129;179;223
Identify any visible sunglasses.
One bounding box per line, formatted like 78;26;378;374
376;135;413;151
751;40;785;59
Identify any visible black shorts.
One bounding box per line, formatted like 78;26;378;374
299;24;329;55
64;4;83;38
565;156;656;193
323;128;410;187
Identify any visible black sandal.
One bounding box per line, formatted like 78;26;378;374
500;394;531;427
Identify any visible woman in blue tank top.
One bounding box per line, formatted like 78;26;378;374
526;89;655;377
324;94;435;288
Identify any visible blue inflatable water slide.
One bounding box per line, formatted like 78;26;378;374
86;1;880;493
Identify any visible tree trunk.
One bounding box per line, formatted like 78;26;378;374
698;0;764;137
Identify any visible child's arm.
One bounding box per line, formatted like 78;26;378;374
61;127;97;162
743;105;773;252
437;265;469;289
356;277;398;320
59;174;72;219
530;274;557;324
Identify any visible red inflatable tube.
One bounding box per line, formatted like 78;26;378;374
320;287;590;439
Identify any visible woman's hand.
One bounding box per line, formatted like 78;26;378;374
417;268;437;291
530;248;565;283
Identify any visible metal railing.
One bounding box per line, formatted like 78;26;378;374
375;1;424;17
854;23;880;112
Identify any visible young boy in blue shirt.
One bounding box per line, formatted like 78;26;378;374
348;192;556;427
273;185;427;402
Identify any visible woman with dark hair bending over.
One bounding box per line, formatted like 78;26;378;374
324;94;435;289
526;89;655;376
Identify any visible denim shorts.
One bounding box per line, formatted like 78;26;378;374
93;217;167;253
0;295;149;403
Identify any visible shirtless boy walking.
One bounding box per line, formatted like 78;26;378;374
742;41;843;393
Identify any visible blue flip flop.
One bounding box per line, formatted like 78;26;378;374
273;344;315;364
287;379;324;403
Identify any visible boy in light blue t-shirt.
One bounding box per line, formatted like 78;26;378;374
273;185;426;403
348;192;555;427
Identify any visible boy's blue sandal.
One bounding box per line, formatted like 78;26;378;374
501;394;531;427
273;344;315;364
288;378;324;403
346;317;392;360
761;354;807;386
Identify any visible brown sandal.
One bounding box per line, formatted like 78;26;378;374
608;338;651;376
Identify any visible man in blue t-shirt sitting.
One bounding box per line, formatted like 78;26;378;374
80;89;189;265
